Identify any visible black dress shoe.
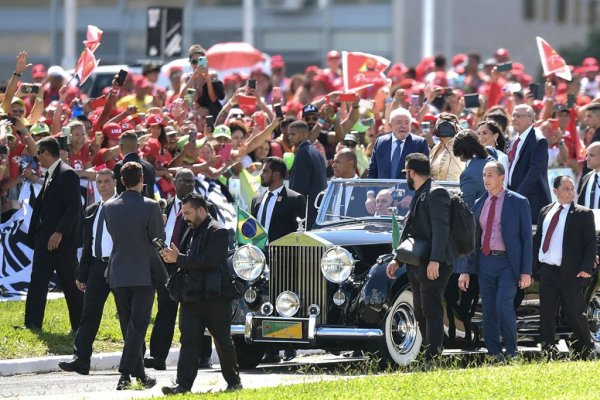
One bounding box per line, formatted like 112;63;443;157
162;385;191;395
143;357;166;370
58;359;90;375
282;350;297;361
261;351;282;363
137;375;157;389
116;374;131;391
225;383;243;392
197;357;213;369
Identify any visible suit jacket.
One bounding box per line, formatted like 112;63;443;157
103;190;167;288
460;156;494;208
400;179;458;266
457;190;532;282
345;186;369;217
368;133;429;179
28;160;83;248
507;127;551;222
251;186;306;243
532;202;596;279
113;152;156;199
577;170;597;207
289;141;327;228
77;201;100;283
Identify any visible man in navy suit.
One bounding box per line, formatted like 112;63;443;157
458;161;532;360
507;104;551;223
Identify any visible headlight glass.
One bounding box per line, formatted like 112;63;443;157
276;291;300;317
320;247;354;283
233;245;265;281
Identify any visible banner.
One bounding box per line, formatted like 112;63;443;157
74;48;100;86
342;51;391;92
536;37;572;81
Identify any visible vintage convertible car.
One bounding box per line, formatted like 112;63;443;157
229;178;600;368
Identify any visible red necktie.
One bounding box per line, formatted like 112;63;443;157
508;136;520;165
482;195;498;256
542;205;563;253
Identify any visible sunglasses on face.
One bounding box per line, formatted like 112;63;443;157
12;109;24;114
190;59;198;65
343;141;357;148
304;115;319;122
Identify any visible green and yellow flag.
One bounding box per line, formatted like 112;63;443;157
236;207;268;250
239;169;261;211
391;215;400;250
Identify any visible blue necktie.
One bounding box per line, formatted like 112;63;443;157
390;140;403;179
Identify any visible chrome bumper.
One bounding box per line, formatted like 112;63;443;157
237;313;383;344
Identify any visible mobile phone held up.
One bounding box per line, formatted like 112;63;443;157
115;69;128;86
463;94;480;109
185;88;196;108
274;103;284;120
205;115;215;131
152;238;168;251
248;78;256;90
496;62;513;72
219;144;233;162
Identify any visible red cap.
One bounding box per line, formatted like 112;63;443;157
142;138;166;164
327;50;341;60
423;114;438;124
399;78;416;89
305;65;321;75
388;63;409;82
120;116;135;131
146;115;164;127
495;48;511;60
432;71;448;87
102;122;122;139
580;57;599;73
32;64;46;79
271;55;285;69
283;100;303;115
223;73;241;85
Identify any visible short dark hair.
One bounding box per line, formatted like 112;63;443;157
478;119;506;152
188;44;206;58
264;156;287;178
337;148;357;168
485;111;508;132
288;120;309;132
453;129;488;159
37;137;60;158
96;168;115;179
280;117;296;129
121;161;143;188
181;192;208;210
553;175;573;189
405;153;430;176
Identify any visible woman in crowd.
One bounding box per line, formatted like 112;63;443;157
476;120;509;183
429;112;464;181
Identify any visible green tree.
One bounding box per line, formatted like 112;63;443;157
559;29;600;66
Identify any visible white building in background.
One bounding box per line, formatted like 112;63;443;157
0;0;595;78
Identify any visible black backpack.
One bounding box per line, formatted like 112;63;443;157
447;189;476;256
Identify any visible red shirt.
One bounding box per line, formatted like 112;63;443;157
8;142;26;178
69;144;92;171
93;148;122;170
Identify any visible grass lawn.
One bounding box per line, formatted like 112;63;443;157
147;360;600;399
0;295;178;359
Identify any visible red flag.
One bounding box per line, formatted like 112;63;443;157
342;51;391;92
74;48;99;85
536;37;571;81
84;25;103;53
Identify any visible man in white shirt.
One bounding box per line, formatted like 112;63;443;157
534;175;596;360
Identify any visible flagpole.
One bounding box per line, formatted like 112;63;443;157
62;0;77;70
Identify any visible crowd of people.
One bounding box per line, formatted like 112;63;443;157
4;42;600;392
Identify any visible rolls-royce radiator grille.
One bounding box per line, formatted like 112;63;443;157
268;245;328;321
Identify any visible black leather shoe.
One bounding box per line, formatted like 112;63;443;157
116;374;131;390
225;383;243;392
197;357;213;369
282;350;297;362
261;351;282;363
162;386;191;395
137;375;157;389
143;357;166;370
58;359;90;375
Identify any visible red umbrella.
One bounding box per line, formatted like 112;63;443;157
206;42;265;71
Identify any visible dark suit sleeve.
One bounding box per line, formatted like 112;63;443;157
515;137;548;195
77;205;96;282
367;139;379;178
294;194;307;220
460;168;477;208
580;208;597;274
177;227;228;271
518;197;533;275
290;149;311;195
56;169;83;237
147;201;166;242
428;188;451;263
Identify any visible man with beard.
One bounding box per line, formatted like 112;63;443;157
386;153;458;366
252;157;305;363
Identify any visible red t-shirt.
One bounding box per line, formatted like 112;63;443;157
92;148;122;170
69;144;92;171
8;142;26;178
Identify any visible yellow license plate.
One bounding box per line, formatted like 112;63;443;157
262;320;303;339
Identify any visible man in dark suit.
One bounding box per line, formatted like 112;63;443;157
386;153;458;362
58;169;116;375
113;131;156;199
103;161;166;390
507;104;551;223
331;149;368;217
288;120;327;230
458;161;532;360
25;137;83;331
534;175;596;359
578;142;600;208
586;103;600;144
252;157;305;363
160;193;242;395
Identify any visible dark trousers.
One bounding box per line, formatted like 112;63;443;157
478;253;518;356
177;299;240;390
149;281;212;362
539;264;593;355
73;258;111;362
25;238;83;330
407;262;452;359
112;286;155;377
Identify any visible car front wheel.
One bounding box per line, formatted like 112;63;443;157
586;288;600;350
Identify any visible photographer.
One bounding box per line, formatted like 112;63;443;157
159;192;241;395
429;112;464;181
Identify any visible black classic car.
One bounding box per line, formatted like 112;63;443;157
229;179;600;368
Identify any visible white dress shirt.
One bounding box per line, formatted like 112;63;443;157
44;159;61;190
508;126;532;185
583;172;600;209
538;202;569;266
165;197;182;245
332;176;358;217
92;196;115;258
390;138;404;162
257;185;283;233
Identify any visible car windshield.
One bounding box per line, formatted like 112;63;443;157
316;179;460;226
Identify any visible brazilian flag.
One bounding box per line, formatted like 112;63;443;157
236;207;268;250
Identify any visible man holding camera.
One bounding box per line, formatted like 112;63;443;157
160;193;242;395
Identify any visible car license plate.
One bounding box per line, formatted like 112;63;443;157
261;320;303;339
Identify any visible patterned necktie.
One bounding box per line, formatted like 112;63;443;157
481;195;498;256
390;140;403;179
508;136;521;165
542;205;563;253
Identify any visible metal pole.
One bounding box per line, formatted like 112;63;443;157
62;0;77;69
183;0;195;52
442;0;453;61
242;0;255;45
50;0;59;65
391;0;405;63
118;0;127;64
421;0;434;59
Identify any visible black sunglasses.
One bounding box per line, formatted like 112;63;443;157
190;59;198;65
343;141;357;148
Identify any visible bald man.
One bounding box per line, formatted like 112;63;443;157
578;142;600;208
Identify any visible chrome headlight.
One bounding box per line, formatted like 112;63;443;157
276;291;300;317
320;246;355;284
232;245;265;281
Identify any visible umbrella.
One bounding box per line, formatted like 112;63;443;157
206;42;265;71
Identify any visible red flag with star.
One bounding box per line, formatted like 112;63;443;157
74;48;99;85
342;51;391;92
536;37;571;81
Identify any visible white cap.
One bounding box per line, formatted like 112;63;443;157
47;66;68;79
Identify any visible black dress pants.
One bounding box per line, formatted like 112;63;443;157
73;258;111;362
25;237;83;330
112;286;155;377
177;299;240;390
407;262;453;359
